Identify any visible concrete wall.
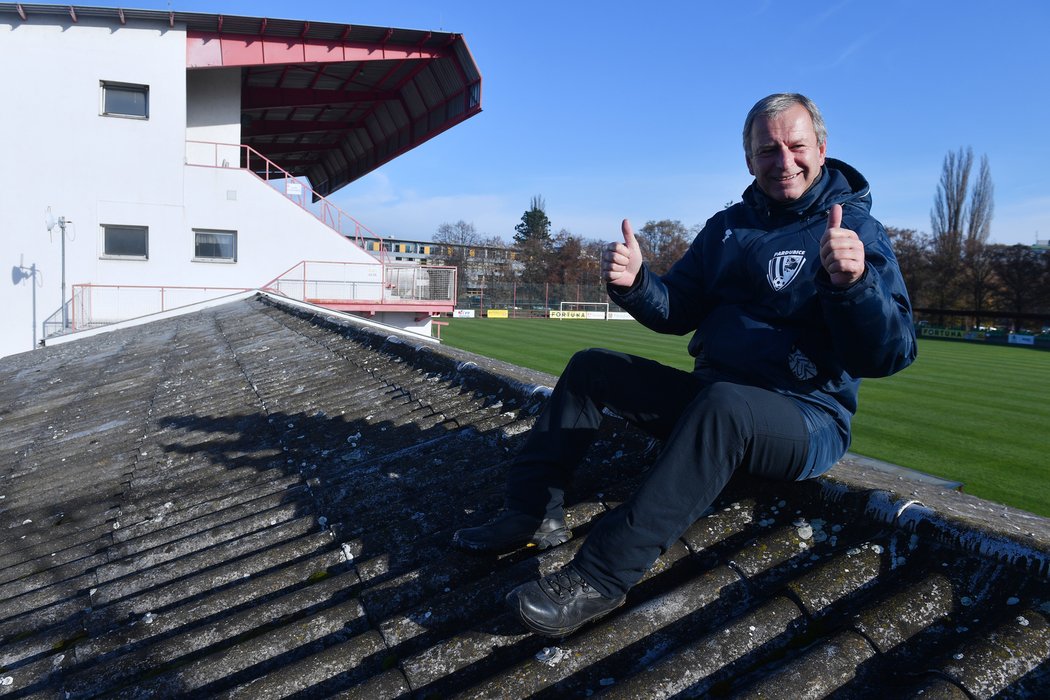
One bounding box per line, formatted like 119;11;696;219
181;166;379;286
0;17;187;356
186;67;241;167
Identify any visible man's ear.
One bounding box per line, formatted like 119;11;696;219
745;153;754;176
818;140;827;166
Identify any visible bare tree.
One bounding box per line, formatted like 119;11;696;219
580;238;605;285
960;154;995;328
433;220;480;269
931;148;972;262
929;147;995;321
550;229;585;285
637;220;691;275
965;155;995;255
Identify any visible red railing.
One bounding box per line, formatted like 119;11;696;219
185;140;388;261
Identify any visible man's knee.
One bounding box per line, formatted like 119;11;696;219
563;348;625;382
694;382;753;419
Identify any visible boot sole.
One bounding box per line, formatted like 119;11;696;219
524;527;573;550
453;526;572;554
508;593;626;638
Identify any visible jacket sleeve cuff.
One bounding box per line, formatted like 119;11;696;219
815;264;871;300
606;265;647;301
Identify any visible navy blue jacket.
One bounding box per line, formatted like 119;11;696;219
608;158;916;445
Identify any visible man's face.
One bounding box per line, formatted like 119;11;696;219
746;103;827;202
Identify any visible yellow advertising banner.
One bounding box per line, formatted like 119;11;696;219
487;309;509;318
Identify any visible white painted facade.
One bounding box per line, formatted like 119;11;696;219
0;13;407;359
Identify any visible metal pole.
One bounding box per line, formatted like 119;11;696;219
31;264;37;348
59;218;67;330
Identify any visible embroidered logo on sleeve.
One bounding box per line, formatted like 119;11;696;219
767;250;806;291
722;228;734;243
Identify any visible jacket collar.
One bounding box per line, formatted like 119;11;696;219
742;158;872;224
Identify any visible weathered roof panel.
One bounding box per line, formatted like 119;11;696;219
0;296;1048;697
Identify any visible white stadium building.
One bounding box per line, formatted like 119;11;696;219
0;3;481;358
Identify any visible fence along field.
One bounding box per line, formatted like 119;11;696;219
438;317;1050;517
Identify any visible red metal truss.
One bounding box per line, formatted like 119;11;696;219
185;25;481;196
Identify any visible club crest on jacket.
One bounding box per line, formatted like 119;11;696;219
768;250;806;291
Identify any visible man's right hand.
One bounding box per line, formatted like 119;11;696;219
601;219;643;287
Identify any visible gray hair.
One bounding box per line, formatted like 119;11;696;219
742;93;827;158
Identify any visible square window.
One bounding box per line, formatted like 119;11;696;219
102;225;148;259
101;81;149;118
193;230;237;262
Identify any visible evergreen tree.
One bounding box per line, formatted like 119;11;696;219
514;195;552;244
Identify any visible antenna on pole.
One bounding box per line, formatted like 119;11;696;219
45;206;71;331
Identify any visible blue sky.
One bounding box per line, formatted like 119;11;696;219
99;0;1049;245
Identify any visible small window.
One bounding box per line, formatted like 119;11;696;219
193;230;237;262
102;225;148;259
101;81;149;118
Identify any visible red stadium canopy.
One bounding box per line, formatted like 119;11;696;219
8;4;483;197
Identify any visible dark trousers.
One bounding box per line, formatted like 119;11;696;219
505;348;813;598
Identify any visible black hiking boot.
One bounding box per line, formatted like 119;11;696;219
452;510;571;553
506;564;626;637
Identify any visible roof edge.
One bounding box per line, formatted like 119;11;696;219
816;458;1050;579
260;295;1050;581
0;3;459;43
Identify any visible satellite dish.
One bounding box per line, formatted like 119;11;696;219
45;207;70;236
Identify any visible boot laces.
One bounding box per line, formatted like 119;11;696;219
545;567;591;597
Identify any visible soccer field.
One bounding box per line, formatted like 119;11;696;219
439;317;1050;517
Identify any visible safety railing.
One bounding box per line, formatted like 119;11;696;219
42;263;456;336
59;283;252;333
263;260;457;306
185;140;387;260
41;301;72;339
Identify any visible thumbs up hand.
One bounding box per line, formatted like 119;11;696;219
819;204;865;287
602;219;644;287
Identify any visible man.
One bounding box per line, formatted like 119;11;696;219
453;93;916;638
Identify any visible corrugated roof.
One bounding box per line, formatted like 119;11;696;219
1;296;1048;697
0;3;482;197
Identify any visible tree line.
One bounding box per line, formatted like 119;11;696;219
432;150;1050;330
889;148;1048;331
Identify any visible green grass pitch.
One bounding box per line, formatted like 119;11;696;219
438;317;1050;517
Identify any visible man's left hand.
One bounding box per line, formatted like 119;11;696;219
820;204;865;287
